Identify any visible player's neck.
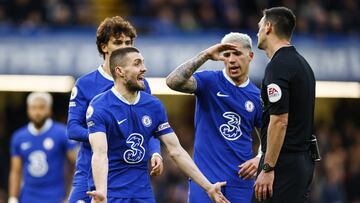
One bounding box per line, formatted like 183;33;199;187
232;76;248;86
114;83;138;104
29;118;52;135
266;37;291;59
102;57;112;76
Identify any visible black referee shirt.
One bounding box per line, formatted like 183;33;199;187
261;46;315;153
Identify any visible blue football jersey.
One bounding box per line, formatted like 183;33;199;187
67;66;156;187
192;70;262;188
86;87;173;198
10;119;77;202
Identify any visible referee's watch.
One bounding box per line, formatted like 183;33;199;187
262;163;275;173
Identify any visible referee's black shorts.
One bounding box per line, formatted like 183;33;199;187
252;151;315;203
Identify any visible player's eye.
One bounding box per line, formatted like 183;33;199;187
234;51;241;56
223;52;230;57
134;60;141;66
125;41;131;45
114;40;123;45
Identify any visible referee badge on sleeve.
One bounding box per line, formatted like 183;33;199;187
267;83;282;103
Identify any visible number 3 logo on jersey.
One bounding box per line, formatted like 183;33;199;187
123;133;146;164
219;112;242;141
28;150;48;177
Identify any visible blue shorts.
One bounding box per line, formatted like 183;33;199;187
20;193;63;203
68;185;91;203
188;180;253;203
20;187;64;203
106;197;155;203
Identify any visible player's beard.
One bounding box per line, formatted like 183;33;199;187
125;78;145;92
31;116;48;130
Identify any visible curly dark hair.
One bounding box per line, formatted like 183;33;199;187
96;16;137;59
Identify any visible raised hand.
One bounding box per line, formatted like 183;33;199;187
204;43;238;61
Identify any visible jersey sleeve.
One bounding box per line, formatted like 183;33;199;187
264;61;290;115
86;104;107;134
154;101;174;137
10;133;20;157
193;70;213;94
67;81;90;142
57;124;78;151
148;136;161;156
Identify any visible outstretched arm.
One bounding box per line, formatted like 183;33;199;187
166;43;237;93
88;132;108;203
159;133;230;203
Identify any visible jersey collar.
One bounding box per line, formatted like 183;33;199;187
28;118;53;136
98;65;114;81
222;69;249;87
111;86;141;105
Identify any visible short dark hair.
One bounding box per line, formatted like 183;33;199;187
263;7;296;39
96;16;137;59
109;47;140;79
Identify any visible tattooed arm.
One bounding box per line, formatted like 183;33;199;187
166;51;208;93
166;43;237;93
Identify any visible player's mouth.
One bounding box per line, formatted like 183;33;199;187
137;75;145;82
229;66;240;74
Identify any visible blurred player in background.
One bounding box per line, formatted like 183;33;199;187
166;32;263;203
67;16;163;203
86;47;229;203
8;92;78;203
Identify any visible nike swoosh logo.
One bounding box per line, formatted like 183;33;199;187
117;119;127;125
216;91;229;97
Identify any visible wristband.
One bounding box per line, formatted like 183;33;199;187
8;197;18;203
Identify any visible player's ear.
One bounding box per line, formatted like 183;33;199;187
249;51;254;60
265;21;272;35
101;43;108;55
115;65;125;78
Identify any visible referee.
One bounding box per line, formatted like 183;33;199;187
253;7;316;203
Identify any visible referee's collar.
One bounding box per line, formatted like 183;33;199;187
222;69;249;87
271;45;294;60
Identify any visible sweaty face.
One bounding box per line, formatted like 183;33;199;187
222;43;253;84
121;52;147;92
104;33;133;58
27;98;51;128
257;16;267;50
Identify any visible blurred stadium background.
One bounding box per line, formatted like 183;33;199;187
0;0;359;202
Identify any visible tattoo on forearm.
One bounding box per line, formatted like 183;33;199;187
167;51;208;93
